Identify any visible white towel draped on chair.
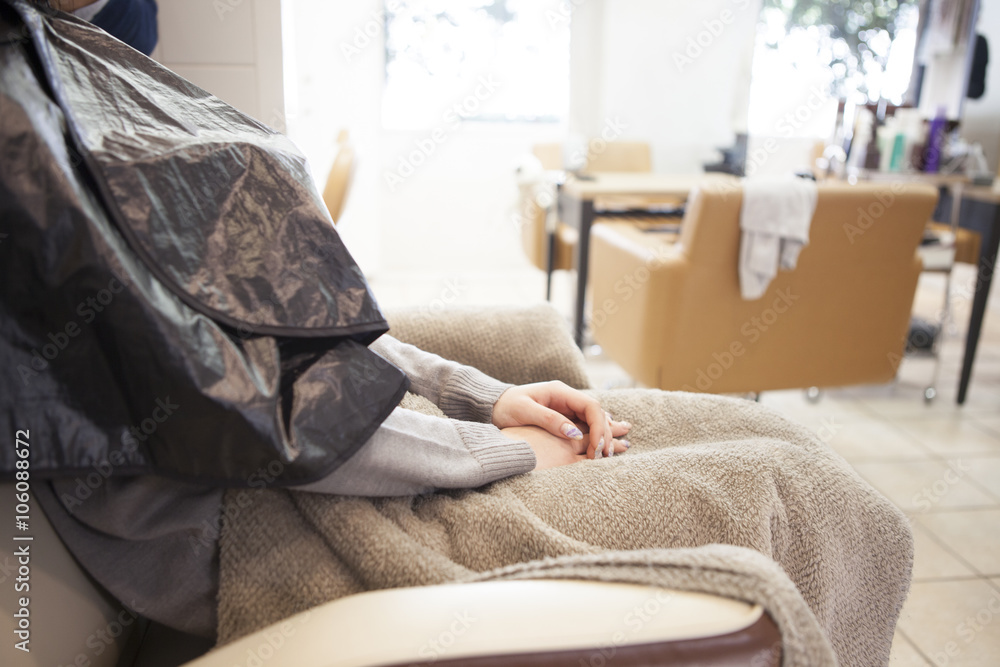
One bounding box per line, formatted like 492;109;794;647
739;177;819;300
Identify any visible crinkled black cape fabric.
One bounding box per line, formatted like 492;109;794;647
0;0;408;486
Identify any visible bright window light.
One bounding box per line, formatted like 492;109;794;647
747;0;920;138
382;0;570;129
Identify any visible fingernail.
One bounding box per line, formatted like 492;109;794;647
621;439;631;449
562;424;583;440
594;441;603;459
619;421;632;429
607;444;614;457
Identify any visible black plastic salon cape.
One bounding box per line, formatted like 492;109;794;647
0;1;408;486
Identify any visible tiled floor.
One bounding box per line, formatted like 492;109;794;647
370;259;1000;666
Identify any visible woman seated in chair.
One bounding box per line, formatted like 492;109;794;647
1;3;912;665
3;0;629;640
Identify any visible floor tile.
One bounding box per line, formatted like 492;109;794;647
857;387;1000;421
961;457;1000;499
973;417;1000;439
891;632;932;666
850;461;998;513
897;579;1000;667
824;421;933;462
911;523;979;581
757;391;873;427
895;419;1000;457
916;510;1000;576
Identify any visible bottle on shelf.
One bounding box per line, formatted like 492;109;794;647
923;106;948;173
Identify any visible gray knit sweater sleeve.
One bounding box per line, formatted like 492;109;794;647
295;407;536;496
369;334;512;423
293;334;536;496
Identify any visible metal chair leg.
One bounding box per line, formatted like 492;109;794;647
925;269;954;404
545;230;556;302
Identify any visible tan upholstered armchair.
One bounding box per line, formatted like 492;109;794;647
589;181;939;393
520;142;655;275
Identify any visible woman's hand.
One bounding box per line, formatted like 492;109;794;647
492;381;631;460
500;426;628;470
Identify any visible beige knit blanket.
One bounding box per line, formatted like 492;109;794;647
217;388;912;667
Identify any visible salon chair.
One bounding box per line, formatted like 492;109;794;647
588;181;939;393
0;306;781;667
519;142;681;302
520;141;656;276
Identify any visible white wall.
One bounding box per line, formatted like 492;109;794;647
153;0;285;131
568;0;605;140
570;0;761;173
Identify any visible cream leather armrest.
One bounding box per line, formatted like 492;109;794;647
185;580;770;667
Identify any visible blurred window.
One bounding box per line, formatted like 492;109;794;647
382;0;570;129
748;0;921;137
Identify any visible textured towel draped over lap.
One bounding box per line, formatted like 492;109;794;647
218;388;913;667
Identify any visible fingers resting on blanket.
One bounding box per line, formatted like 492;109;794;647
492;381;631;463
